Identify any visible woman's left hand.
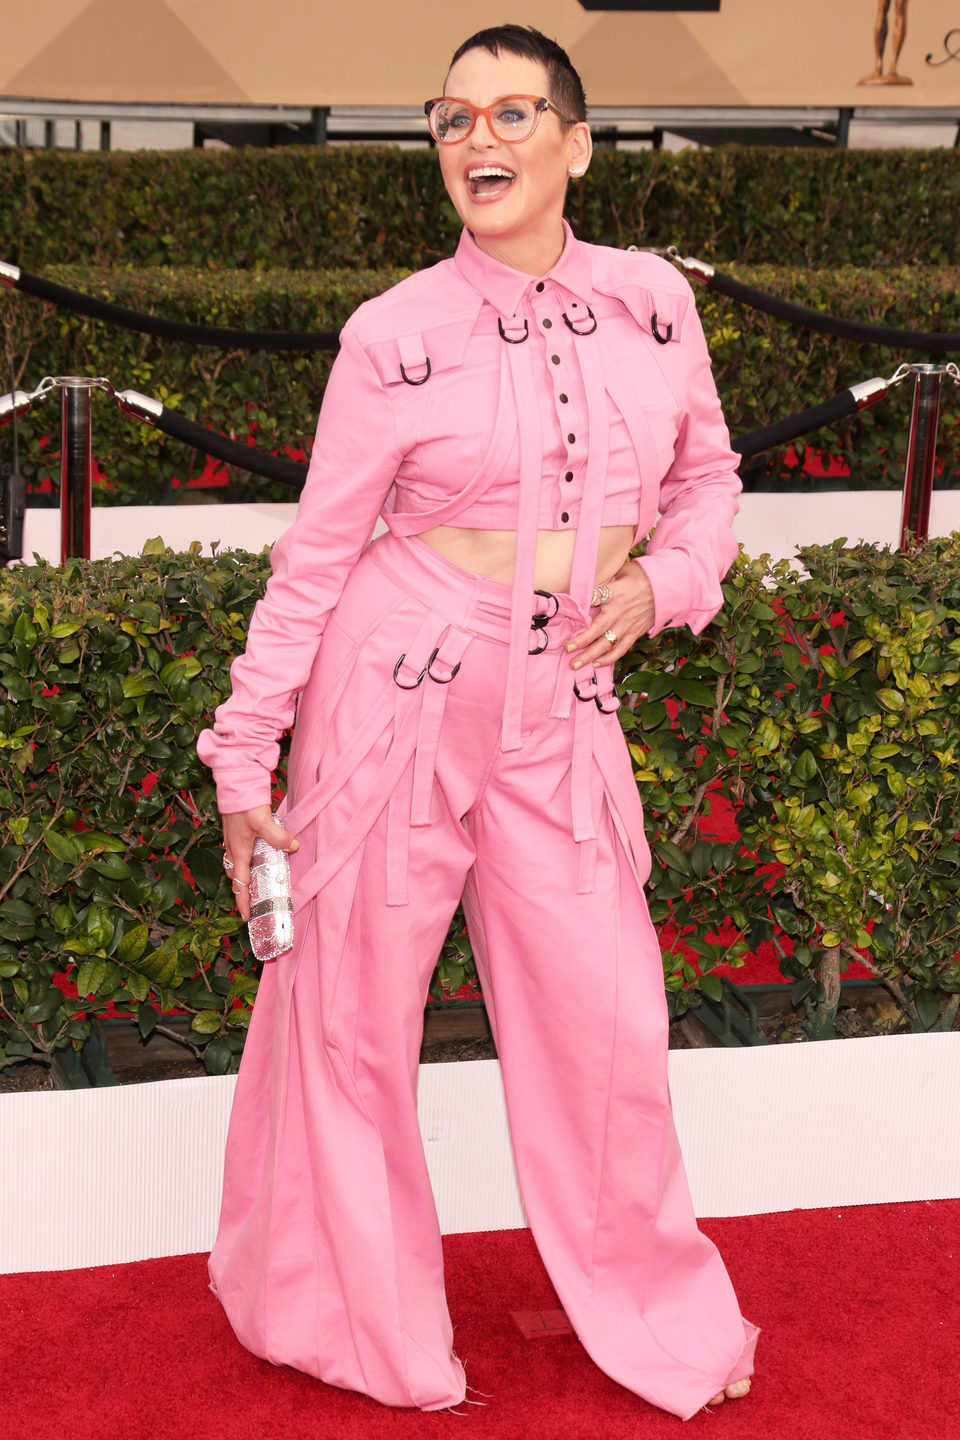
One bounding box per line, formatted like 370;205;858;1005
566;559;656;670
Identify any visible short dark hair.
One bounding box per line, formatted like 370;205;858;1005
446;24;587;123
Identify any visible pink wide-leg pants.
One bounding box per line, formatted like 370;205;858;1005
208;533;758;1419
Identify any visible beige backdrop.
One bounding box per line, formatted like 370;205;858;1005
2;1;959;108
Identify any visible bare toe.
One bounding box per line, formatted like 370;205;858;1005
707;1391;726;1406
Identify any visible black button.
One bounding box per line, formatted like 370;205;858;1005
561;511;569;523
567;433;576;444
551;354;560;365
559;393;568;404
542;318;552;328
536;282;545;293
564;470;573;481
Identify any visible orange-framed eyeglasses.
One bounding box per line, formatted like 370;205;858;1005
423;95;576;145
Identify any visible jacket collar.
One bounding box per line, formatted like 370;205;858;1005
453;219;594;317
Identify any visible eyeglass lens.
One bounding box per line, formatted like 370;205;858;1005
430;97;541;143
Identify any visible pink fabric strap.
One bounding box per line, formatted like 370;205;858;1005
500;332;544;753
384;343;517;538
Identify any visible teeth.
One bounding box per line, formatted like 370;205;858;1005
468;166;515;180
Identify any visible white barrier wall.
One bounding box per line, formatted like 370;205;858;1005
3;1035;959;1273
19;502;300;566
18;491;960;570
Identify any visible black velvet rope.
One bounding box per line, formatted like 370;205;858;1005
705;267;960;355
732;389;861;462
11;268;340;352
152;408;308;487
150;383;864;492
10;257;959;355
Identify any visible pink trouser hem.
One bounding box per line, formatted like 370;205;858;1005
680;1318;761;1420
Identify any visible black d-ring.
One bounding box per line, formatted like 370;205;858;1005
651;313;673;345
574;675;620;712
400;358;432;386
562;305;597;336
529;589;558;654
427;648;461;684
595;691;621;714
393;654;427;689
533;588;559;618
498;317;529;344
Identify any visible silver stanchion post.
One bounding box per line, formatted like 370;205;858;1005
898;364;945;548
56;377;96;562
1;375;116;563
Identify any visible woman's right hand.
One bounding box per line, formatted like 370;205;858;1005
221;806;299;922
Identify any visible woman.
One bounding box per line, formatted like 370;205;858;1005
198;24;758;1421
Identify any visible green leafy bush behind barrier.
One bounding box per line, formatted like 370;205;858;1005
702;264;960;491
3;263;958;503
738;540;960;1039
620;538;960;1040
1;266;406;505
0;541;265;1075
2;537;959;1075
0;147;957;270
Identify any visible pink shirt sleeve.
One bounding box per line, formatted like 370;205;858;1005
634;289;741;635
196;325;401;813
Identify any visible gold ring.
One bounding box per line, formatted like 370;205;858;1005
603;629;617;645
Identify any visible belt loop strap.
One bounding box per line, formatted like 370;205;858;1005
411;627;472;825
571;699;598;844
385;783;410;905
411;677;447;825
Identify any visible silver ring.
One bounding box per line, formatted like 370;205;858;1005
223;856;235;873
231;878;249;890
603;629;617;646
592;583;612;607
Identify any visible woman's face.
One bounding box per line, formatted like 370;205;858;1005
437;47;591;272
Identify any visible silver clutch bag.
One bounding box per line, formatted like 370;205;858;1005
248;818;294;962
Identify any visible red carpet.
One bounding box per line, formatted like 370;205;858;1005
3;1202;958;1440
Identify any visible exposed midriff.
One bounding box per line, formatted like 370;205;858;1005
417;523;637;593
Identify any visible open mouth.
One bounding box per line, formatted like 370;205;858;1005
466;165;516;200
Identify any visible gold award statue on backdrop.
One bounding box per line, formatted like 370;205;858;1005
859;0;912;84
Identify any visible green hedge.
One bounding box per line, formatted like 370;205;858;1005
620;537;960;1040
0;542;261;1075
703;265;960;491
0;146;957;271
3;262;957;503
2;266;406;505
1;537;958;1077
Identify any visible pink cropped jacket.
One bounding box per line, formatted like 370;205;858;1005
198;222;741;812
